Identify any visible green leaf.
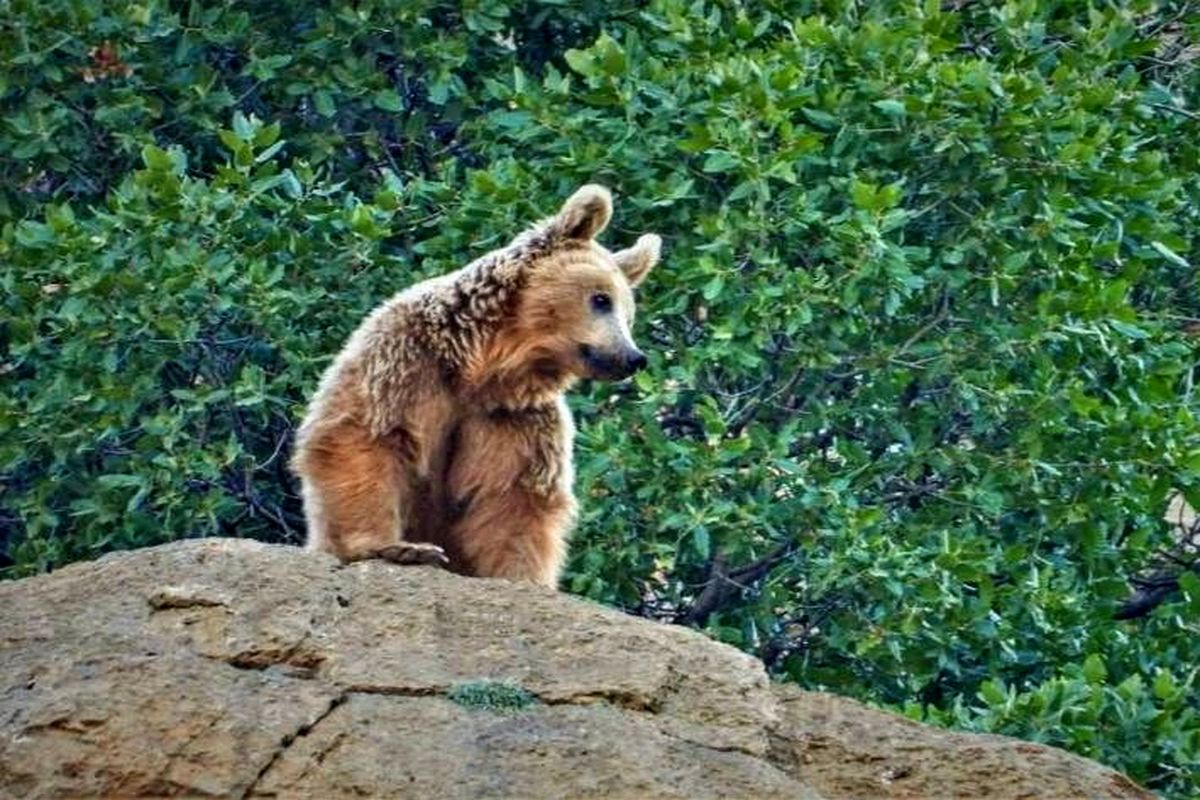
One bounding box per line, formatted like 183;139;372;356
1150;240;1190;268
141;145;173;171
563;49;594;77
232;111;254;140
254;140;285;164
1082;654;1107;685
313;90;336;117
97;474;144;489
850;180;877;210
491;111;533;129
373;89;403;112
1153;670;1176;700
594;33;626;75
692;527;711;560
801;108;838;129
702;150;739;173
1179;571;1200;606
702;274;725;301
979;679;1006;705
218;129;243;153
1109;319;1148;339
254;121;281;149
872;99;907;117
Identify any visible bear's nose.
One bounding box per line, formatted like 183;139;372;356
627;350;648;373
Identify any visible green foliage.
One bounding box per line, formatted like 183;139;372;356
0;0;614;216
2;1;1198;796
913;660;1199;792
447;680;539;713
2;113;409;567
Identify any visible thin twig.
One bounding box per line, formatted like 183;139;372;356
1151;102;1200;121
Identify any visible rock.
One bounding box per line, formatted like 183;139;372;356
769;686;1151;799
0;539;1151;799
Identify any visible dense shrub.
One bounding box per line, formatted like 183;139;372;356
3;2;1198;795
0;0;619;215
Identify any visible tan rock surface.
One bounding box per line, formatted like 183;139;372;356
0;539;1152;799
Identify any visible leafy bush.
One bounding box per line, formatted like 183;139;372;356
0;0;618;216
916;649;1200;793
2;1;1198;796
2;120;406;568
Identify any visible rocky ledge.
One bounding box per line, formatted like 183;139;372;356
0;539;1151;799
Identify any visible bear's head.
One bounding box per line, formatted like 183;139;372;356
501;184;662;386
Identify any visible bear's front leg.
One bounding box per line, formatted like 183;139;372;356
446;402;578;587
293;420;448;567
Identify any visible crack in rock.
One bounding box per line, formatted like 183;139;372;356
539;688;663;713
240;692;346;800
342;683;446;698
147;586;230;611
655;724;767;760
342;681;663;715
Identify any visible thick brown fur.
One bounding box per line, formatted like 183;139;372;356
290;185;662;586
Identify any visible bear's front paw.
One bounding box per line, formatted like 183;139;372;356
375;542;450;568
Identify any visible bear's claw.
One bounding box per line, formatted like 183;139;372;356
375;543;450;568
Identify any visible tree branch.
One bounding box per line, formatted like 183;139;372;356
1114;576;1185;620
678;544;795;627
1115;563;1199;620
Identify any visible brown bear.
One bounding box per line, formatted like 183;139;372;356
290;185;661;587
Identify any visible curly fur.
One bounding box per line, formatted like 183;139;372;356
290;185;662;586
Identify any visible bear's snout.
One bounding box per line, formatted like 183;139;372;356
579;344;647;380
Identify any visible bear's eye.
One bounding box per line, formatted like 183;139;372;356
590;292;613;314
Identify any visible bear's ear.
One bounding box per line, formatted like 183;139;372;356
613;233;662;287
549;184;613;241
